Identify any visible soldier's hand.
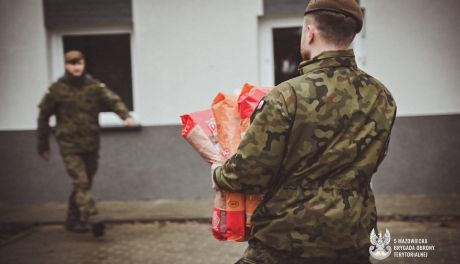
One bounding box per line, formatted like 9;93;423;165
40;151;50;161
124;117;135;127
211;163;222;190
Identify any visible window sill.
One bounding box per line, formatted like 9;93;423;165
100;124;142;132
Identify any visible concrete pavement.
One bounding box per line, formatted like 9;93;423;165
1;195;459;263
1;194;459;225
0;221;459;264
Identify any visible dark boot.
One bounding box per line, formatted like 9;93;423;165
91;222;105;237
66;191;83;232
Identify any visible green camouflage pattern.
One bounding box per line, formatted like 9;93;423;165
214;50;397;260
37;73;130;155
235;239;371;264
63;151;99;224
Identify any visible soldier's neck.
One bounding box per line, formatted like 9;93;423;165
309;42;350;60
64;72;87;87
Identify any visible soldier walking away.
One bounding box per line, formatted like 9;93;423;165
37;50;135;237
212;0;397;263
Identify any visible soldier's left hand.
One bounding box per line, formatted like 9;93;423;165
39;151;50;161
123;117;136;127
211;163;222;190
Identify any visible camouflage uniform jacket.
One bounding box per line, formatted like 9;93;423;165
214;50;397;258
37;73;131;155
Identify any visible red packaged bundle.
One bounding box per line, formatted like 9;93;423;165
181;109;228;240
180;85;271;243
180;109;220;164
237;83;271;239
224;192;246;241
211;93;246;242
212;189;227;240
238;83;272;137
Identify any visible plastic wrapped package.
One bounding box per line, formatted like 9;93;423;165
238;83;272;137
181;85;271;242
237;83;272;239
211;93;246;241
180;109;220;164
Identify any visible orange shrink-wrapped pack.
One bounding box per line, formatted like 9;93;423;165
237;83;271;238
211;93;246;241
212;93;241;160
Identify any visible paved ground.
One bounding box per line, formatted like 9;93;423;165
1;195;459;224
0;196;459;263
0;220;459;264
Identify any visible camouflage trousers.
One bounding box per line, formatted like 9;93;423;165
62;151;99;224
235;239;371;264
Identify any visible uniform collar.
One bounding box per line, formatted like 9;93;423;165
298;49;357;75
60;73;92;88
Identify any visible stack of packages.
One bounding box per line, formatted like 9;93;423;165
180;83;271;241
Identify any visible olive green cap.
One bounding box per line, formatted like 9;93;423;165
304;0;363;33
64;50;85;64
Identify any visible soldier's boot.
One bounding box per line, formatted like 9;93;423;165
91;222;106;238
65;201;89;233
73;187;103;237
85;208;105;238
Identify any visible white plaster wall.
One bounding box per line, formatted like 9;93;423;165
360;0;460;116
2;0;459;130
132;0;263;125
0;0;48;130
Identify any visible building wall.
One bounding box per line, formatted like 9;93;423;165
0;126;213;203
0;0;459;204
0;0;264;129
132;0;263;126
0;0;48;130
2;0;459;128
1;114;460;204
360;0;460;116
258;0;460;117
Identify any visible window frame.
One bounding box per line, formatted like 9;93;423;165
47;25;139;127
258;16;304;87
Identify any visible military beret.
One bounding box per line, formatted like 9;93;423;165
304;0;363;33
64;50;85;64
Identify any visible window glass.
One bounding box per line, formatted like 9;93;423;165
272;27;302;85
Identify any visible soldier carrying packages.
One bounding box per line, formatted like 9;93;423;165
181;83;271;242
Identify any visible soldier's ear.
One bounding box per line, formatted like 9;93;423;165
307;25;315;44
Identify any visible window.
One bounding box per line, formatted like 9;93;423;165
258;16;304;87
48;27;137;126
272;27;302;85
63;33;134;110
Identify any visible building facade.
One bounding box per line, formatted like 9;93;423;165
1;0;459;203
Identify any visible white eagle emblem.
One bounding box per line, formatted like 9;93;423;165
369;228;391;260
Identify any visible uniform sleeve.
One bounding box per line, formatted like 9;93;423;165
99;85;131;120
37;89;56;154
213;84;295;194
